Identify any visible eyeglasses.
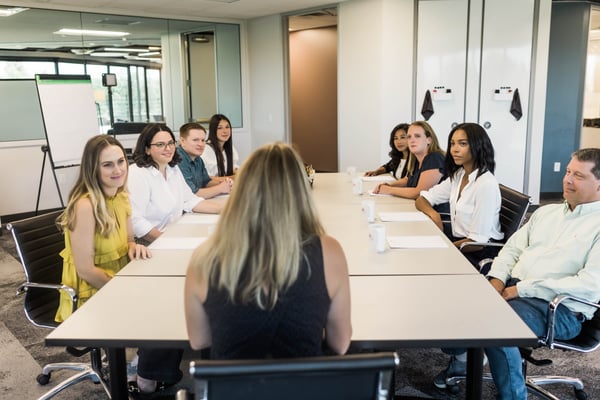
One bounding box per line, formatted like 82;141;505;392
149;140;177;149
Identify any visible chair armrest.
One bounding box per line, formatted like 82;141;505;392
544;294;600;347
16;282;78;312
459;241;504;250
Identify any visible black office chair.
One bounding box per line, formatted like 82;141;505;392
176;352;399;400
446;295;600;399
449;184;531;272
7;211;110;400
514;295;600;400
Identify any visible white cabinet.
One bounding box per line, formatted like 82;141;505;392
416;0;535;191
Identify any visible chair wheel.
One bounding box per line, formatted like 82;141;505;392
36;373;51;385
447;383;461;395
574;388;588;400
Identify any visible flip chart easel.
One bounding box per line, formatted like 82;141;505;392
34;74;100;213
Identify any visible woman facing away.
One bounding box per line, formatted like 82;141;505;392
415;122;503;269
184;142;352;359
372;120;447;199
55;135;150;322
364;123;410;178
128;123;222;245
201;114;239;179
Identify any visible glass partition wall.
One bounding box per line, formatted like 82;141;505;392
0;5;242;139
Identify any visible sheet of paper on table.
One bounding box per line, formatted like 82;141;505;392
361;175;395;182
387;235;448;249
176;214;220;224
149;236;207;250
378;212;429;222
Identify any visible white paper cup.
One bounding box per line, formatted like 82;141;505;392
352;177;363;195
369;224;386;253
361;200;375;223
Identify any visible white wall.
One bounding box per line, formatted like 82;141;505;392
338;0;415;172
247;15;287;148
0;141;78;215
0;0;553;217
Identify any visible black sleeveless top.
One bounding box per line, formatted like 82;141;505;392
203;236;330;359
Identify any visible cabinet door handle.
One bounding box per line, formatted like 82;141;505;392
451;122;459;128
483;121;492;129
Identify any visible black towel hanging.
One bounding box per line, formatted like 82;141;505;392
510;89;523;121
421;90;434;121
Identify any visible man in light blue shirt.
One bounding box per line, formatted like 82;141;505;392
484;148;600;399
177;123;232;199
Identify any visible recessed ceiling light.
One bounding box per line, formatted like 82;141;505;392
90;52;127;57
138;52;161;57
54;28;130;37
103;47;150;52
0;7;28;17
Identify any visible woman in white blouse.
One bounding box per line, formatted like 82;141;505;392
128;123;222;245
201;114;239;178
415;122;503;268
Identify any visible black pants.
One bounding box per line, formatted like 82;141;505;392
137;348;184;384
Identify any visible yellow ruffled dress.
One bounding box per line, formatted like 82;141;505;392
55;193;131;322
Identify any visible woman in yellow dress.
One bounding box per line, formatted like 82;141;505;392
55;135;151;322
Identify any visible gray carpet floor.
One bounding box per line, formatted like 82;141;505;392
1;221;599;399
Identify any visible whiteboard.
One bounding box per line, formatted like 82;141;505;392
35;74;100;167
0;79;46;142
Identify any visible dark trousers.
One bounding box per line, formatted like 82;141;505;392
137;348;184;383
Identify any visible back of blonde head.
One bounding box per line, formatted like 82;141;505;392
190;142;324;310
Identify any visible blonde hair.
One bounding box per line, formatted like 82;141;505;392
406;120;445;177
189;142;324;310
58;135;128;236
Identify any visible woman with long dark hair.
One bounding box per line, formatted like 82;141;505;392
201;114;239;178
364;123;409;178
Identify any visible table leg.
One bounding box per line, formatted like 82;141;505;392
465;347;483;400
107;347;128;400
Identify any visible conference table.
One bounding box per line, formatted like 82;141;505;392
46;173;537;400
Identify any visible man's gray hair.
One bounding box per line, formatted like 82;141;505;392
573;148;600;179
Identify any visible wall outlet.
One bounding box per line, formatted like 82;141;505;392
553;162;561;172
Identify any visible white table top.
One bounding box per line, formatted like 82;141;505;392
46;274;536;349
117;173;476;277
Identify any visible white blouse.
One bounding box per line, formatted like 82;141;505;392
420;168;503;243
201;144;239;176
128;164;203;238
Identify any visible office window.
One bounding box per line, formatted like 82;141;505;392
0;58;163;133
147;69;163;122
110;66;131;123
0;61;55;78
87;64;111;132
58;62;85;75
130;66;147;122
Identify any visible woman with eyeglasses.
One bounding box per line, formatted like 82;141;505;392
364;123;410;178
128;123;223;245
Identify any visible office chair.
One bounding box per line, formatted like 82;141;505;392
448;184;531;273
7;211;110;400
176;351;399;400
447;295;600;400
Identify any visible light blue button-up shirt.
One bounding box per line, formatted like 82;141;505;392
488;200;600;319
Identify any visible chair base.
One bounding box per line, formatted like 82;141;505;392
526;375;586;400
445;373;587;400
37;362;110;400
